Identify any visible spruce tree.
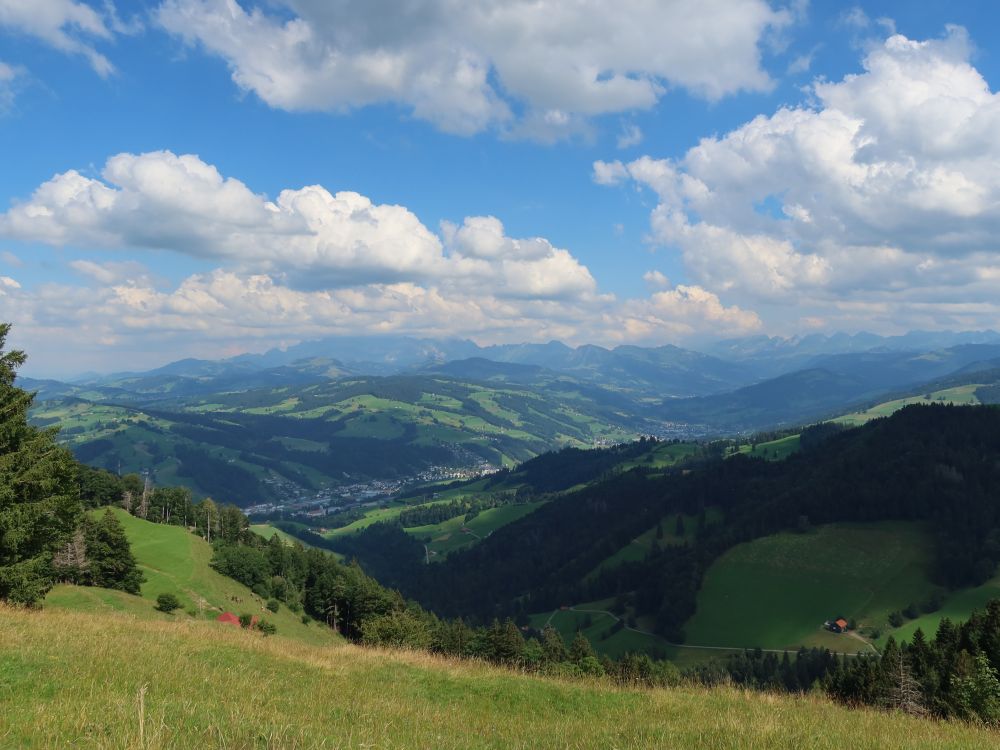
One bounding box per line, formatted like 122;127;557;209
83;509;144;595
0;323;81;605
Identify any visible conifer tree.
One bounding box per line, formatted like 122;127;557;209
83;509;144;594
0;323;81;605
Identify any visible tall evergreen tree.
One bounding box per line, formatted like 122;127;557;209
83;509;144;594
0;324;81;605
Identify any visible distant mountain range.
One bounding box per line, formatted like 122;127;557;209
21;330;1000;504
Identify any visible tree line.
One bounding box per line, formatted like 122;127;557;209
0;325;142;605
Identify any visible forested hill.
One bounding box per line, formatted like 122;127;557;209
356;405;1000;637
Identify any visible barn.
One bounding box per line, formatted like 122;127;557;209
827;617;850;633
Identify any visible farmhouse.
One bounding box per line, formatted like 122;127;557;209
826;617;850;633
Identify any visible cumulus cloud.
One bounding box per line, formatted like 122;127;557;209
597;27;1000;332
0;149;763;368
643;270;670;288
0;265;762;375
0;0;126;76
0;150;604;300
156;0;790;138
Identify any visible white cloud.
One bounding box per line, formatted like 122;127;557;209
839;7;869;29
69;259;152;285
0;149;764;368
598;27;1000;332
1;266;762;374
617;123;643;149
591;159;629;186
643;270;670;288
0;0;123;76
0;60;24;112
156;0;790;138
0;150;604;301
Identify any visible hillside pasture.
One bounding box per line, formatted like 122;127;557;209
588;508;723;579
684;522;937;653
833;385;981;427
407;501;547;558
45;509;338;647
528;598;678;659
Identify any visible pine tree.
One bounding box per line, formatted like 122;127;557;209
0;323;81;605
541;625;569;663
569;631;596;663
84;509;144;594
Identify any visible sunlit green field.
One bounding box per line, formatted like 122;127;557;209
527;597;678;660
45;509;339;648
408;502;547;558
833;385;981;427
684;522;937;652
250;523;316;549
735;434;802;460
2;606;991;749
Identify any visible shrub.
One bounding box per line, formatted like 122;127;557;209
903;603;920;620
238;613;253;629
256;620;277;636
155;593;182;613
251;583;269;599
888;611;905;628
301;614;311;625
922;590;946;613
266;599;280;613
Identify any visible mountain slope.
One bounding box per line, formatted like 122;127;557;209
44;508;338;647
30;375;638;506
1;605;992;749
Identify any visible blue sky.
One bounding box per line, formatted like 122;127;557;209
1;1;1000;376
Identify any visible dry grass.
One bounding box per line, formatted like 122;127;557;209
1;605;996;749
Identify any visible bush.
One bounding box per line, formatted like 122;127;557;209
903;602;920;620
888;611;904;628
155;593;182;613
256;620;277;636
922;590;946;614
266;599;280;613
251;583;270;599
239;613;254;629
301;614;311;625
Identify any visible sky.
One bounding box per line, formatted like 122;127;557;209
1;0;1000;377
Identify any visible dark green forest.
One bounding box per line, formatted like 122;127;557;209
328;405;1000;643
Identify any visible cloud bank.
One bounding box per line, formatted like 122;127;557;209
596;27;1000;332
0;150;759;371
156;0;789;138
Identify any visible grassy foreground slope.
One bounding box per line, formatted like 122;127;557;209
0;607;992;750
44;509;338;648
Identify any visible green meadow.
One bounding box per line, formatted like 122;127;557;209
408;502;547;558
529;597;678;660
834;384;982;427
684;522;937;653
45;509;339;648
3;606;992;749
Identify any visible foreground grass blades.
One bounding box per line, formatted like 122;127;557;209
0;606;994;749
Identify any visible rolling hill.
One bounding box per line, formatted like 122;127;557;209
44;508;339;648
29;375;639;506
